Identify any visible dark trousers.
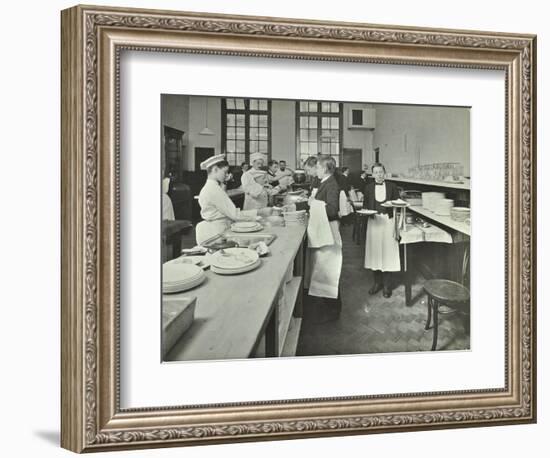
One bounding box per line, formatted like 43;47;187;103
306;287;342;323
373;270;393;290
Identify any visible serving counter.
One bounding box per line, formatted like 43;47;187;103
164;224;306;362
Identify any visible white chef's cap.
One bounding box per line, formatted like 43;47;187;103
249;153;265;164
200;154;226;170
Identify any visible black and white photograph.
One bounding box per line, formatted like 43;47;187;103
161;95;471;362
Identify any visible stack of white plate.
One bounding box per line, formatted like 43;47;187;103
422;192;445;211
210;248;261;275
230;221;263;233
282;210;307;226
162;262;206;294
435;198;454;216
450;207;471;222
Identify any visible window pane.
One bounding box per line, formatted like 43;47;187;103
227;129;236;140
226;98;235;109
227;114;236;126
299;101;308;112
236;114;245;127
331;102;339;112
235;99;245;110
321;118;330;129
331;117;339;129
227;140;235;153
309;143;318;155
250;128;258;140
249;141;258;153
259;128;268;140
309;117;317;128
237;140;245;151
321;102;331;112
259;115;268;127
300;143;309;155
300;129;308;142
259;141;268;153
236;153;246;165
321;143;330;154
258;100;268;111
331;143;339;155
300;117;308;128
236;127;245;139
308;102;318;112
250;115;258;127
308;130;317;142
249;99;258;110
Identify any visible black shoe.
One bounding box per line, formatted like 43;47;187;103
383;287;392;298
369;283;383;295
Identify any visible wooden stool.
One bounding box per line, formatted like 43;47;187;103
423;279;470;351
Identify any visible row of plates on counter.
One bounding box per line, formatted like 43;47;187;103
163;248;261;294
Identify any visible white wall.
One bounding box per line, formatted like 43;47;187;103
1;2;545;458
373;104;470;175
161;95;222;171
342;103;375;167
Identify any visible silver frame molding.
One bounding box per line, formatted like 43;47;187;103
61;4;537;453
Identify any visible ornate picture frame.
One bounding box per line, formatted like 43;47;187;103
61;4;536;452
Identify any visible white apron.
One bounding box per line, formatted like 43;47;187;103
306;220;343;299
196;218;231;245
364;213;400;271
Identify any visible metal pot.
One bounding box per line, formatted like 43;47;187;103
293;169;306;184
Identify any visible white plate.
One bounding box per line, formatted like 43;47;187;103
162;263;204;284
167;255;211;270
162;274;206;293
232;221;261;229
356;209;377;215
210;247;260;270
230;224;263;233
211;258;262;275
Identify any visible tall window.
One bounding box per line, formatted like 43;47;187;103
296;101;343;167
222;98;271;166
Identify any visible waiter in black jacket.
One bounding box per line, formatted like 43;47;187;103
362;163;401;298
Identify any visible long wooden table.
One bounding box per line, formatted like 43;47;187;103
165;224;306;362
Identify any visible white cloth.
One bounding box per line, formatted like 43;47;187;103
196;219;232;245
241;169;269;210
306;220;343;299
196;178;256;244
364;214;401;271
338;190;352;217
162;193;175;221
307;200;334;248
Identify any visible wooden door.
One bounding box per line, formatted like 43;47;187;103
194;147;215;172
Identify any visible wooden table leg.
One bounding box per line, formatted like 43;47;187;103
265;304;279;357
425;296;432;330
431;301;439;351
403;244;412;306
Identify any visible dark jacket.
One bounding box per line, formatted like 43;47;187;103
362;181;400;218
315;175;340;221
267;170;279;187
